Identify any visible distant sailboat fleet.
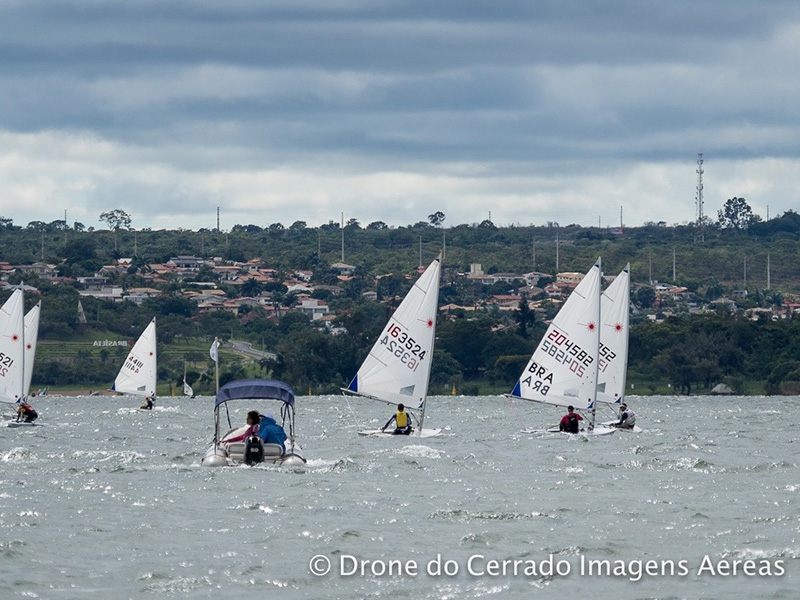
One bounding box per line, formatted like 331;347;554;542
3;255;639;458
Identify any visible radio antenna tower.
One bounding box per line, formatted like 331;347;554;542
695;153;704;242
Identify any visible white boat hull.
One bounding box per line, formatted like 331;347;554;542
521;425;617;437
6;420;43;428
601;420;643;433
200;441;306;467
359;428;442;438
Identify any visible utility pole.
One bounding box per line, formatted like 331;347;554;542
672;247;677;282
767;253;771;290
555;234;559;272
743;255;747;288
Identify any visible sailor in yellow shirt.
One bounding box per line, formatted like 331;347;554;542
381;403;413;435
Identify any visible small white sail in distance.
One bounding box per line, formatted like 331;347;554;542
509;258;602;410
113;317;157;398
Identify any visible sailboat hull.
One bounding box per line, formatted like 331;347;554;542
6;420;43;428
600;420;643;433
521;425;617;437
359;428;442;438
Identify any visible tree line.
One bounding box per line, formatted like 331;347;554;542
2;206;800;394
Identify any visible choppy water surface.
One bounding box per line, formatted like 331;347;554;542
1;394;798;599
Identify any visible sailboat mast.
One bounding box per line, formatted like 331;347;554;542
19;285;25;400
419;255;442;433
619;264;630;402
417;396;429;431
588;259;601;431
214;337;220;394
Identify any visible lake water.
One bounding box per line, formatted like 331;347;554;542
1;394;797;599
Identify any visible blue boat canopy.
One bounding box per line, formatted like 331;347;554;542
214;379;295;408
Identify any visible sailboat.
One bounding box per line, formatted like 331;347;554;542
183;363;194;398
343;257;442;437
507;258;616;436
112;317;157;404
1;289;42;427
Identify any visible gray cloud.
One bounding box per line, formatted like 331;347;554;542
1;1;799;231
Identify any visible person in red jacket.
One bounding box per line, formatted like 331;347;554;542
16;402;38;423
558;405;582;434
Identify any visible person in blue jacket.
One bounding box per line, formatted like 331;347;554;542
258;413;287;451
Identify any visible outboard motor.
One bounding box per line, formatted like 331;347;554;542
244;435;265;465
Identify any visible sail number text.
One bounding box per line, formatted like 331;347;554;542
123;355;143;374
380;323;427;372
0;351;13;378
597;343;616;373
521;331;617;396
544;330;594;369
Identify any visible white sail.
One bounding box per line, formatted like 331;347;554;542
345;257;441;414
77;300;87;324
0;289;26;403
113;317;157;398
509;258;602;410
183;380;194;397
597;264;630;405
23;301;41;398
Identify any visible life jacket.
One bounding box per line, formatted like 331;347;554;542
623;411;636;426
395;410;408;428
564;414;580;433
19;404;37;421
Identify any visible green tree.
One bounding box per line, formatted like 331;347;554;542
99;209;132;251
513;294;536;338
99;209;132;231
240;277;264;297
717;197;758;231
428;211;446;227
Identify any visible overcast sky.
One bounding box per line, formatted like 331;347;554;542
1;1;799;232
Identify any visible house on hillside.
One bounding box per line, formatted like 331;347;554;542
167;256;204;270
297;298;330;321
331;262;356;276
17;262;58;280
487;294;522;309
